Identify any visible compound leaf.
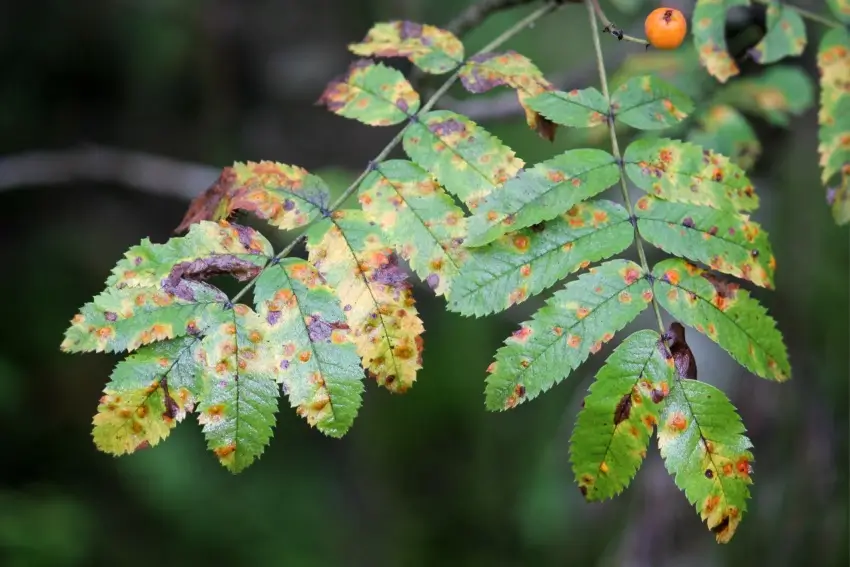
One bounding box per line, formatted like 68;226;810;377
358;160;467;296
658;379;753;543
715;66;814;127
403;110;524;210
464;149;621;247
449;200;633;317
348;21;464;74
634;195;775;288
692;0;750;83
652;258;790;381
484;259;652;411
611;75;694;130
525;87;610;129
623;138;758;212
817;28;850;225
318;60;420;126
254;259;364;437
748;2;806;65
826;0;850;23
307;211;424;393
571;330;675;501
687;105;761;171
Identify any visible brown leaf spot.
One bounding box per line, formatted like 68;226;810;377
214;443;237;459
618;291;632;304
520;264;532;277
567;334;581;348
705;469;714;479
614;392;632;425
668;412;687;432
552;326;563;336
512;326;533;342
512;234;530;251
589;341;603;354
623;267;641;284
298;351;312;363
599;462;609;474
576;307;590;319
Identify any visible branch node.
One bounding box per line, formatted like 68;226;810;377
223;301;234;311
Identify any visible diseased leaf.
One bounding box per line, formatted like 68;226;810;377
611;75;694;130
715;66;814;126
827;170;850;225
817;29;850;226
571;330;675;501
464;149;621;247
196;305;280;473
459;50;557;140
484;260;652;411
826;0;850;23
358;160;467;296
403;110;524;210
692;0;750;83
449;201;634;317
652;258;790;381
93;337;200;456
747;2;806;65
318;60;420;126
307;211;424;393
687;105;761;171
634;195;775;288
254;259;364;437
623;138;758;212
525;87;610;129
348;21;464;74
658;379;753;543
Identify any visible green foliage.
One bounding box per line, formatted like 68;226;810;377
749;2;806;64
610;75;694;130
817;28;850;225
715;66;814;126
687;105;761;170
526;87;610;128
692;0;751;83
826;0;850;23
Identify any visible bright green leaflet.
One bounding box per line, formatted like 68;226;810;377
652;258;790;381
827;0;850;23
714;65;814;126
687;105;761;171
525;87;610;128
464;149;621;247
358;159;467;297
623;138;759;212
254;259;365;438
658;379;753;543
571;330;675;501
485;259;652;411
348;21;464;75
403;110;524;210
692;0;751;83
449;201;634;317
610;75;694;130
748;2;806;65
319;61;420;126
634;195;775;288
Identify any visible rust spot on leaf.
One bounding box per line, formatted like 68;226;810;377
614;392;632;425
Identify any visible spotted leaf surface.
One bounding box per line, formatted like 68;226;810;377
827;0;850;23
485;260;652;411
525;87;610;129
748;2;806;65
658;379;753;543
687;105;761;171
623;138;758;212
571;330;675;501
318;60;419;126
358;160;466;296
459;50;557;140
610;75;694;130
196;305;279;473
464;149;621;247
254;259;364;437
716;66;814;127
652;258;790;381
634;196;775;288
307;212;424;394
449;201;633;317
692;0;750;83
348;21;463;74
403;110;524;210
817;28;850;225
93;337;201;456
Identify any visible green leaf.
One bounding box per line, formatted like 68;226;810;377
817;28;850;200
634;195;775;288
748;2;806;64
571;330;675;501
525;87;610;129
93;337;201;456
318;60;420;126
464;149;621;247
254;259;365;437
358;160;467;296
403;110;524;210
610;75;694;130
623;138;759;212
687;105;761;171
307;211;424;393
658;379;753;543
196;305;280;473
826;0;850;23
715;66;814;126
484;259;652;411
348;21;464;74
828;171;850;225
449;201;633;317
652;258;790;381
692;0;750;83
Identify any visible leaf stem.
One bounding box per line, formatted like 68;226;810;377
585;0;665;334
589;0;649;46
230;1;562;306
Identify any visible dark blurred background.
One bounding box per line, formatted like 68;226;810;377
0;0;847;566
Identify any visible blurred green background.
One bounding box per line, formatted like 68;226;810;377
0;0;847;565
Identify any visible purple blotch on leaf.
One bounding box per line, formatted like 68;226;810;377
426;273;440;290
283;199;296;211
307;315;334;343
163;256;261;301
429;118;466;137
267;310;281;326
399;21;424;40
105;311;118;322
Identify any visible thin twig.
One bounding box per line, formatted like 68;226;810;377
590;0;649;46
585;0;665;333
445;0;541;36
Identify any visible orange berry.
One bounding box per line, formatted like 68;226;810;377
645;8;687;50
